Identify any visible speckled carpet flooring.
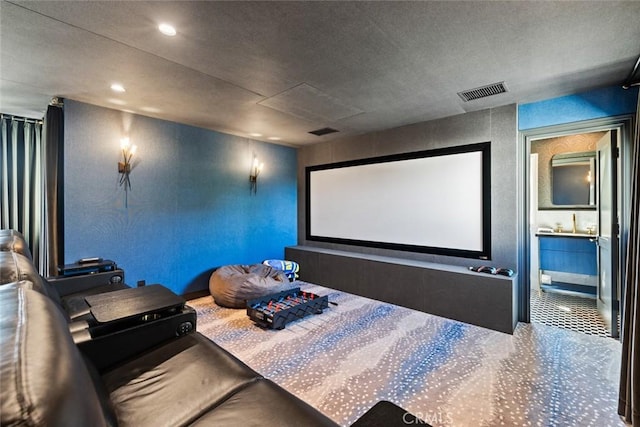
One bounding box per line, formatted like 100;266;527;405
189;282;623;427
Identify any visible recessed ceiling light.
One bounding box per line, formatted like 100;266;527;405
249;133;263;137
268;136;281;141
141;106;161;113
108;98;126;106
158;23;177;36
110;83;125;93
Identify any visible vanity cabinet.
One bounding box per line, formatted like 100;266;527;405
537;234;597;296
538;235;597;276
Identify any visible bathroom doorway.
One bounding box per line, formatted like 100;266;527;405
521;116;633;339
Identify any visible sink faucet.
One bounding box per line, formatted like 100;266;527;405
572;213;577;234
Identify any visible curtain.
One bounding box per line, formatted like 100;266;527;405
1;103;64;276
619;91;640;425
1;115;44;265
42;104;64;277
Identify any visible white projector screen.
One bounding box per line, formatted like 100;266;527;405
306;142;491;259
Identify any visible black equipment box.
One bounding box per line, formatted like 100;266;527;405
247;287;328;330
58;258;117;277
75;307;196;372
48;270;125;297
85;284;185;325
72;284;196;371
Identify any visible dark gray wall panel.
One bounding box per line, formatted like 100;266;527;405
287;246;517;334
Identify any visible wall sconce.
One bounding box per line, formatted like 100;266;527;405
249;156;264;194
118;137;137;206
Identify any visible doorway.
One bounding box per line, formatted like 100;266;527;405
520;116;634;339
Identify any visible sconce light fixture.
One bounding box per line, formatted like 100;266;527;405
249;156;264;194
118;137;137;206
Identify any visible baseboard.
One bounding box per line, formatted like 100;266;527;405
183;289;210;301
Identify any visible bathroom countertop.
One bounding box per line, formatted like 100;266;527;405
535;231;595;238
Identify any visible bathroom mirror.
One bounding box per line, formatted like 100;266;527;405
550;151;596;208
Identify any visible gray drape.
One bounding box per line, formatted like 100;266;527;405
619;91;640;425
1;114;44;267
43;104;64;277
1;104;63;276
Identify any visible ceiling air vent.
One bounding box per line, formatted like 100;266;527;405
457;82;508;102
309;127;339;136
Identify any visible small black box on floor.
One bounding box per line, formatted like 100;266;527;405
351;401;430;427
247;287;328;330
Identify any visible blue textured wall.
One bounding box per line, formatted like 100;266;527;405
518;86;638;130
63;100;297;295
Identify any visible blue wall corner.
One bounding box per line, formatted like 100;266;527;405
518;86;638;130
63;100;297;295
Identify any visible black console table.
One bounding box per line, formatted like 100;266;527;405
85;284;185;324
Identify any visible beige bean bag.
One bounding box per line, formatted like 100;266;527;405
209;264;292;308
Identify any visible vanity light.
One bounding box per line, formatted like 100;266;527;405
268;136;281;141
249;133;263;137
249;157;264;194
110;83;126;93
158;23;177;36
118;137;138;207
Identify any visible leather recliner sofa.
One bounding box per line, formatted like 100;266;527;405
0;229;129;322
0;230;338;427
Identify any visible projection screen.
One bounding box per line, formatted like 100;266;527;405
306;142;491;259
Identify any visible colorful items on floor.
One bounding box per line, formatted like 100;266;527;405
263;259;300;280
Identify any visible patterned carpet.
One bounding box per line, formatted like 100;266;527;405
189;282;623;427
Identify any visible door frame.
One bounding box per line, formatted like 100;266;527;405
518;115;634;325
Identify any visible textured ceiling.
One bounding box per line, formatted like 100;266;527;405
1;1;639;146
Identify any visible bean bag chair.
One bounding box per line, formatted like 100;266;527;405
209;264;292;308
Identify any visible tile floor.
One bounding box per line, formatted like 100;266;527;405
530;289;612;338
